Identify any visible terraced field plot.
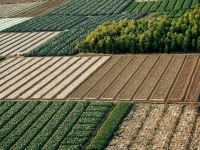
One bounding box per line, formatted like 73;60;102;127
0;56;110;100
0;1;47;17
69;54;200;103
0;32;59;56
0;101;131;149
0;18;31;31
107;103;200;149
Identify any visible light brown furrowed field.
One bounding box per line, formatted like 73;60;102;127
0;54;199;103
106;103;200;150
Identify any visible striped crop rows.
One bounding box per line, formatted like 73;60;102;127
0;1;47;17
49;0;132;15
3;13;143;32
0;32;59;56
126;0;198;14
0;101;131;149
0;56;110;100
68;55;200;103
0;18;31;31
107;103;200;149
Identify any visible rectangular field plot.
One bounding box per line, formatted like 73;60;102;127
0;1;47;17
3;14;143;32
126;0;198;13
49;0;132;15
0;32;59;56
0;18;31;31
0;56;110;99
106;103;200;149
68;54;200;103
0;101;131;150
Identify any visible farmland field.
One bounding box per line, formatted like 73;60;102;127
0;18;31;31
0;55;199;103
0;32;59;56
49;0;132;15
0;56;110;100
0;101;132;149
126;0;199;17
3;14;143;32
107;103;200;149
0;0;200;149
0;1;47;17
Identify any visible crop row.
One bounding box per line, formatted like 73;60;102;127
3;13;142;32
25;29;89;56
0;101;132;149
0;32;59;56
126;0;198;13
49;0;132;15
0;18;30;31
6;14;145;56
0;1;47;17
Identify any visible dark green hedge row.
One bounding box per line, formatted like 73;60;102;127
77;7;200;54
86;103;133;150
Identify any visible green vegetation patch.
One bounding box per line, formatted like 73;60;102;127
86;103;133;150
77;8;200;54
0;56;6;61
0;101;133;149
24;29;89;56
126;0;199;14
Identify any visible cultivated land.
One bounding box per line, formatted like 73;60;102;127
0;18;31;31
0;101;131;149
0;1;47;17
0;32;59;56
0;0;200;149
107;103;200;149
0;54;199;103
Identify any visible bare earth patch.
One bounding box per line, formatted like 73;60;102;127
106;103;200;150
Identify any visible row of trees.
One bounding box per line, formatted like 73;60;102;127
77;7;200;54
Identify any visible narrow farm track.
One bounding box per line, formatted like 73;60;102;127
106;103;200;149
0;54;200;103
0;1;47;17
0;32;59;56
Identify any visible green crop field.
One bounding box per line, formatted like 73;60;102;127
0;101;132;150
126;0;199;18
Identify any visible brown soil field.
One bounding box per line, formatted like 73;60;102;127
106;103;200;149
68;54;200;103
0;0;45;4
16;0;68;17
0;56;110;100
0;54;199;103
